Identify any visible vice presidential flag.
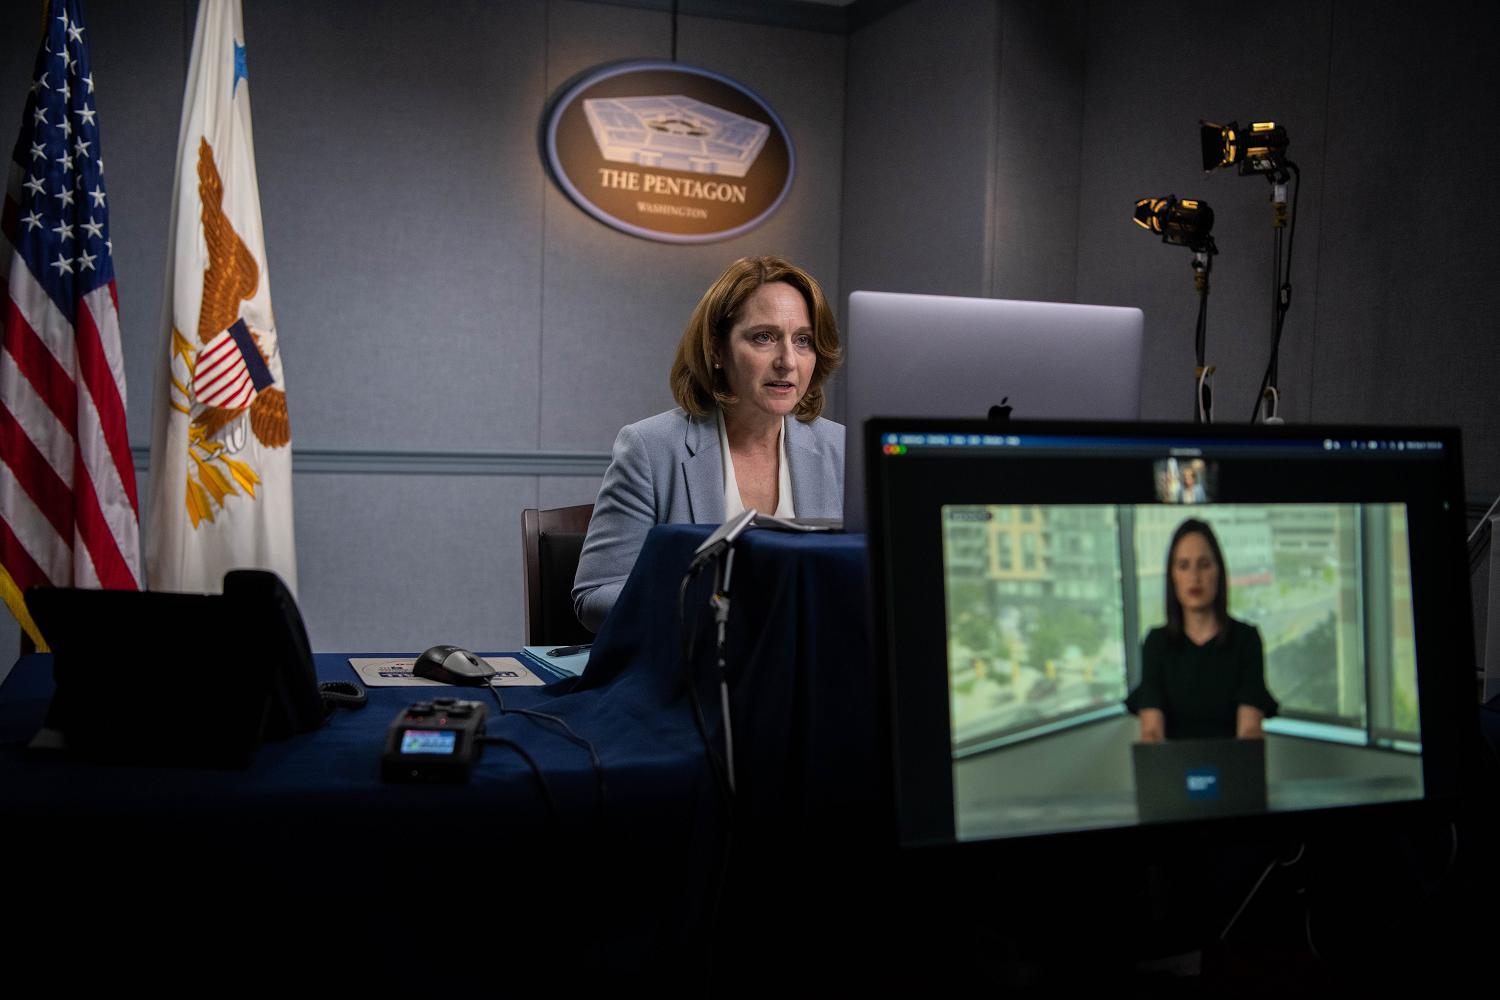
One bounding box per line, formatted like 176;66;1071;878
146;0;296;595
2;0;142;648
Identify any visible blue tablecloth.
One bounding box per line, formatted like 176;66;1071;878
0;524;886;985
577;524;881;827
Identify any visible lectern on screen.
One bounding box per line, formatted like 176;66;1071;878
865;418;1475;847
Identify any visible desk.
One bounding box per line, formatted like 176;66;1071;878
4;524;1496;987
0;525;887;986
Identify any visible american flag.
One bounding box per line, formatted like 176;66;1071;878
1;0;142;646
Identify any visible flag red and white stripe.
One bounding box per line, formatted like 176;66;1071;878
2;0;142;649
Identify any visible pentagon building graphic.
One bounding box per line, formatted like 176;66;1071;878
583;95;771;177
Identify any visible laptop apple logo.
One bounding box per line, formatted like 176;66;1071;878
988;397;1013;421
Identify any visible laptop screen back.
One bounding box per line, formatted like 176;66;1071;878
842;292;1142;532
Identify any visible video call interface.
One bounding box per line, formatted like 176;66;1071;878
873;426;1466;845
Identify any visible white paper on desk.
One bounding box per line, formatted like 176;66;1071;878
348;656;544;687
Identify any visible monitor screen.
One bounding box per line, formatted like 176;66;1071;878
866;419;1475;847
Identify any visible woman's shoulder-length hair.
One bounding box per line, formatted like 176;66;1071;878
669;255;842;422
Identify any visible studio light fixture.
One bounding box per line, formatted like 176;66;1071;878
1132;195;1218;423
1201;118;1300;422
1200;119;1289;176
1133;195;1216;253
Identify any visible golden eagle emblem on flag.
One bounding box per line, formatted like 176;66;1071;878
168;136;290;527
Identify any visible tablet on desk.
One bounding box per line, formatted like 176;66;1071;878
521;645;590;678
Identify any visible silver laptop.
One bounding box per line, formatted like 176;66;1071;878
841;291;1143;532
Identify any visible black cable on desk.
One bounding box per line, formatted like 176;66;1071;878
486;682;607;830
478;733;561;833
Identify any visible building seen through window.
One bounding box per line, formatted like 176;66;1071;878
942;502;1419;751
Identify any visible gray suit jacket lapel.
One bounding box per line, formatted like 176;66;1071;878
682;411;723;524
788;416;835;517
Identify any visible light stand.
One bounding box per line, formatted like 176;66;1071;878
1251;160;1299;423
1199;120;1300;423
1134;195;1219;423
1192;245;1216;424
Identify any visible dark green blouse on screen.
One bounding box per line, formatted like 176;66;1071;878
1125;618;1280;740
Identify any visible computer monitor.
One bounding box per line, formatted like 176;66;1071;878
866;418;1476;848
841;292;1143;532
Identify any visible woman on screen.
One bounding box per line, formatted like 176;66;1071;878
1126;518;1278;741
571;256;845;633
1176;464;1207;504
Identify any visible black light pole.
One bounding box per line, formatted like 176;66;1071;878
1134;195;1219;423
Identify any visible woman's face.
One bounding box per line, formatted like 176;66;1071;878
1171;531;1219;615
716;281;815;426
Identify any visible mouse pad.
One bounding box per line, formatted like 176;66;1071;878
348;656;545;687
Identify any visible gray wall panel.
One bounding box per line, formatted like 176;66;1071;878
539;475;606;511
1309;2;1500;496
245;0;548;453
294;471;535;651
990;0;1086;304
839;0;999;303
1075;0;1333;425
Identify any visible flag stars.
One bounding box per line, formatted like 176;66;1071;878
88;185;106;208
56;117;72;138
77;249;97;272
83;73;94;94
31;72;48;94
68;23;85;44
73;137;91;158
82;217;104;239
50;254;74;276
56;151;74;173
77;105;96;127
60;81;71;102
22;210;44;232
30;141;46;161
52;221;75;243
33;106;47;125
24;174;45;196
54;186;75;208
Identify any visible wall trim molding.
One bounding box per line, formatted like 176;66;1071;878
130;446;611;478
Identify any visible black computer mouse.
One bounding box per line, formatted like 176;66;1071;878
413;645;497;686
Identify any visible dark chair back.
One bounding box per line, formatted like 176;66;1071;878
521;504;595;646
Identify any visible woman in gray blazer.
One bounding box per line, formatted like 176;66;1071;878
573;256;845;633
